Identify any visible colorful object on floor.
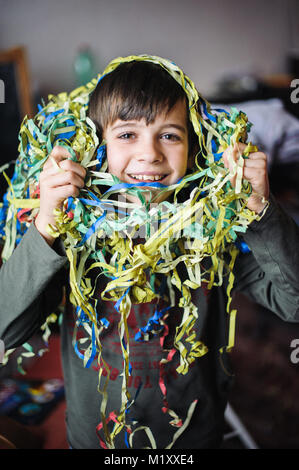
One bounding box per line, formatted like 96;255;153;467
0;378;64;426
0;54;263;448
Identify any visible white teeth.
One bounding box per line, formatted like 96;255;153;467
130;174;165;181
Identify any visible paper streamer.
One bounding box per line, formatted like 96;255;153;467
0;54;263;448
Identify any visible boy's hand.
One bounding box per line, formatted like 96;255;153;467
35;146;86;246
222;142;270;214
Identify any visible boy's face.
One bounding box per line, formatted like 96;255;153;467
103;99;189;203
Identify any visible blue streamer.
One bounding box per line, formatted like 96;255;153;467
79;197;128;217
235;238;251;253
44;108;64;124
212;107;230;116
67;197;75;211
202;100;217;123
97;74;106;84
73;307;97;367
84;323;97;368
124;379;143;448
113;287;131;312
135;306;170;342
37;104;46;117
214;152;223;162
100;317;110;328
76;211;107;247
96;144;106;169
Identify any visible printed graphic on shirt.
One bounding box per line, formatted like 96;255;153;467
66;285;207;393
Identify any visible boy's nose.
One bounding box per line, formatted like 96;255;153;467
135;140;163;163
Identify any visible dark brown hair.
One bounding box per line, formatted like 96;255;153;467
87;60;199;158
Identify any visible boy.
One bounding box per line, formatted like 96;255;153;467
0;56;299;450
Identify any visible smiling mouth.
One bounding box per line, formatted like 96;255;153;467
128;174;168;182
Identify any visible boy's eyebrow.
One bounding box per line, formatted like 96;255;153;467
111;122;187;133
111;122;141;131
160;124;187;133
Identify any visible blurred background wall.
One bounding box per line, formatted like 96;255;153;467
0;0;298;99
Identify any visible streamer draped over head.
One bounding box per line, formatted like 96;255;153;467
0;54;261;448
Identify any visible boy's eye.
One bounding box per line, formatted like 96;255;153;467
119;132;135;139
161;133;181;141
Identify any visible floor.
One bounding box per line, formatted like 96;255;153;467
0;333;68;449
227;292;299;449
23;333;69;449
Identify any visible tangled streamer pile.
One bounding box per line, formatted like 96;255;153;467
0;55;261;448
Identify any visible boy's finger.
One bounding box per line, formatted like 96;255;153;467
223;142;255;164
50;145;73;160
43;145;73;171
59;159;86;178
50;145;81;162
51;184;82;202
41;167;85;187
234;142;247;153
243;158;266;169
42;157;86;180
246;151;267;161
243;166;267;183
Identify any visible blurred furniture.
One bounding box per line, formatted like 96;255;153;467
0;416;42;449
209;73;299;119
0;46;34;198
223;403;258;449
